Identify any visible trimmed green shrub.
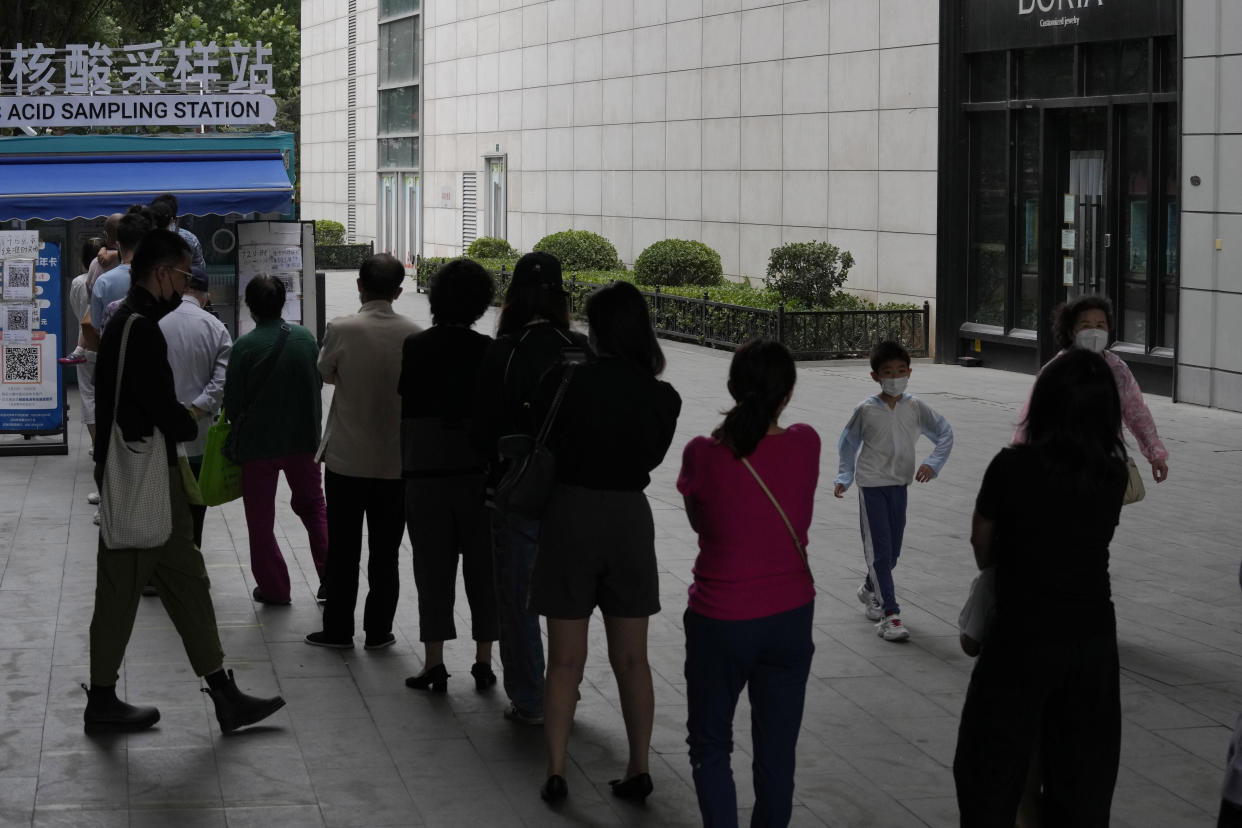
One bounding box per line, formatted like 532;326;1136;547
532;230;620;271
314;219;346;246
764;241;854;309
467;236;515;259
633;239;723;287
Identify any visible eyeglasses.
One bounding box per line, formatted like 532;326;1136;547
170;267;193;283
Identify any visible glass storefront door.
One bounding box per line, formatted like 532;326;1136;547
948;30;1178;384
1054;109;1108;304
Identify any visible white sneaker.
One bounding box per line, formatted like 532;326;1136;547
857;584;883;621
86;492;100;505
876;614;910;642
92;509;100;526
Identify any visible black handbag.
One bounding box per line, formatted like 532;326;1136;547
493;361;577;519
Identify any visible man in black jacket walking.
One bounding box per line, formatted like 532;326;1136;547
86;229;285;735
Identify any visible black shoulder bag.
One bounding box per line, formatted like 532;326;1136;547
222;324;291;463
493;360;577;519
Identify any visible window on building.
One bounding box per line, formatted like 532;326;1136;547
378;10;419;154
378;5;421;266
968;112;1008;327
380;15;418;86
1158;105;1178;349
380;87;419;135
380;0;419;16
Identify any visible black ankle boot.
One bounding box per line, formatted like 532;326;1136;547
202;669;286;734
404;663;449;692
82;683;160;734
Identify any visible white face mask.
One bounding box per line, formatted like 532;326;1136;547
1075;328;1109;353
880;377;908;397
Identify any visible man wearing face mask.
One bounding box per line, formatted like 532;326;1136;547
1013;295;1170;483
86;229;286;735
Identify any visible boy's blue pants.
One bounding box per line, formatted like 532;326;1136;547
859;485;907;616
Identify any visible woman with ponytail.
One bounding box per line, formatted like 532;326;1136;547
677;338;820;827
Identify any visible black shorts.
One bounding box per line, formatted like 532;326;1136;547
530;484;661;620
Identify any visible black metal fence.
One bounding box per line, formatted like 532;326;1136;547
316;242;374;270
415;260;930;360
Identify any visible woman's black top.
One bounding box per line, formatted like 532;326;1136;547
542;356;681;491
975;445;1127;642
398;325;492;477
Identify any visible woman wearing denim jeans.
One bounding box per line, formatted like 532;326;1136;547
678;339;819;827
470;252;590;724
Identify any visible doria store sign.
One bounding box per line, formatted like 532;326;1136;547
0;41;277;127
963;0;1176;51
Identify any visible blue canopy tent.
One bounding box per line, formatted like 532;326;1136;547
0;151;293;221
0;133;296;221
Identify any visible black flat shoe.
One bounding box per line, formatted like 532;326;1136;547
470;662;497;692
609;772;653;802
540;774;568;803
404;663;449;692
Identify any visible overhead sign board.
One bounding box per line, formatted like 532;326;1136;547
962;0;1177;52
0;95;277;127
0;40;277;128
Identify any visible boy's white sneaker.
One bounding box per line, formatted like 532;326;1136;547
856;584;884;621
876;614;910;642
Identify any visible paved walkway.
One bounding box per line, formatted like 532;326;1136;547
1;272;1240;827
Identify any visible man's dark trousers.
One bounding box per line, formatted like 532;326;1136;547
321;469;405;639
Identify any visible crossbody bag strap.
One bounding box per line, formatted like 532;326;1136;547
112;314;139;414
740;456;815;583
532;363;576;449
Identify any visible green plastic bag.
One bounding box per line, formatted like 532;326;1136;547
197;410;243;506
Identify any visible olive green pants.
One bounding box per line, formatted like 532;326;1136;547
89;471;225;686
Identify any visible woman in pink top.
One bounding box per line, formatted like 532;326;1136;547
677;339;819;828
1014;295;1170;483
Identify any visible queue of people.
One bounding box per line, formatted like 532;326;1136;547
79;212;1173;825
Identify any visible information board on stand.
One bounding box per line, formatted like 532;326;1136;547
234;221;317;338
0;231;67;455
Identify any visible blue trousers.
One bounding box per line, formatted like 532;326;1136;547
685;602;815;828
859;485;907;615
491;508;544;717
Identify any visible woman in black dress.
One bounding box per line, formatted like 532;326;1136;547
954;349;1129;826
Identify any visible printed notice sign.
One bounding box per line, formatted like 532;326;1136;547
0;233;40;260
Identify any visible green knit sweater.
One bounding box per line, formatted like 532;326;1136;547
223;318;322;463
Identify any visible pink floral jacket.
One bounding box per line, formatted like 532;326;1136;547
1012;349;1169;463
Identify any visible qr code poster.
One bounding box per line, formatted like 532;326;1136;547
2;259;36;301
0;303;37;344
2;343;41;385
